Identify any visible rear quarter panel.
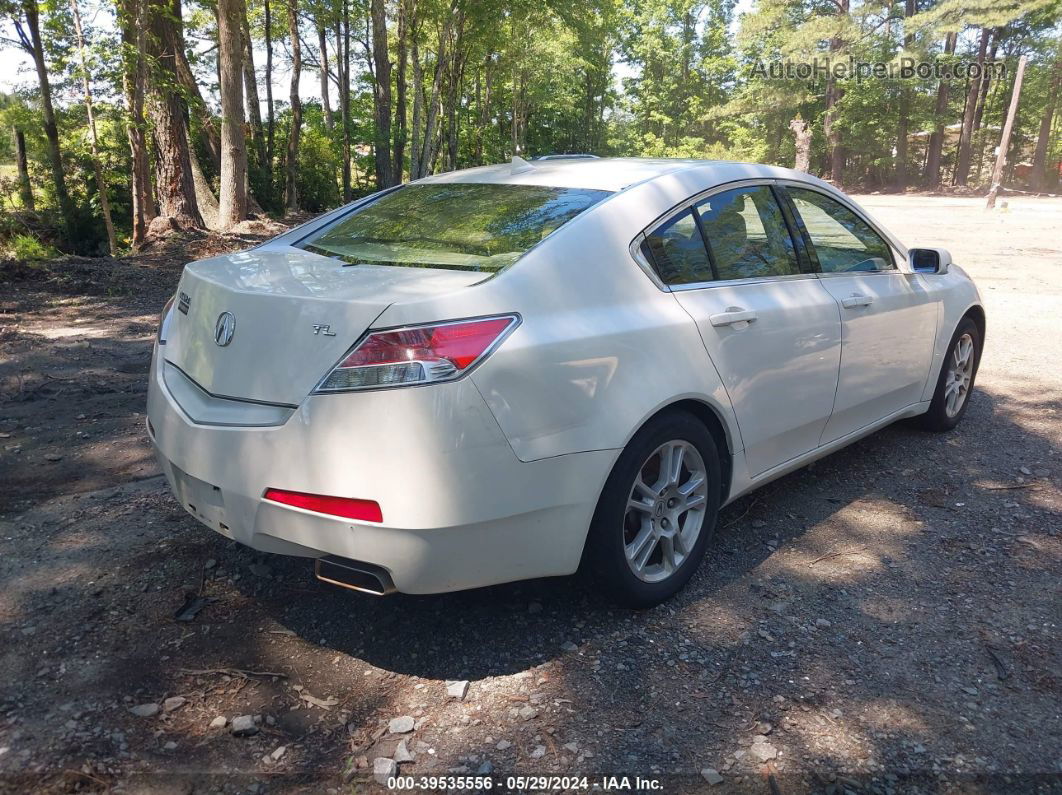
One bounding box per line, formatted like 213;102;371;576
370;167;753;463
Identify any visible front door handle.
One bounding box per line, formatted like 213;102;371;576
841;293;874;309
709;307;758;327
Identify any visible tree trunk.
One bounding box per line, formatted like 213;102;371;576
410;12;423;178
190;142;220;229
69;0;118;254
822;0;849;184
339;0;352;200
824;76;844;182
972;34;1000;184
174;38;222;170
370;0;393;188
987;55;1027;208
1030;49;1060;191
894;0;915;190
117;0;154;248
284;0;302;211
444;43;465;171
474;55;489;165
973;33;998;133
416;18;449;177
318;25;334;130
264;0;275;171
393;0;409;181
13;127;34;210
218;0;248;229
924;32;956;188
16;0;76;244
242;11;268;181
790;118;811;172
954;28;990;186
146;0;203;229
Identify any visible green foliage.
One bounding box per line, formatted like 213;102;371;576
297;107;342;212
1;0;1059;253
6;233;59;261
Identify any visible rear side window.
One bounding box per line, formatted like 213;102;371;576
695;186;799;280
788;188;895;273
299;183;612;273
641;208;714;285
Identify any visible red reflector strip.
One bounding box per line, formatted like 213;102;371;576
263;488;383;523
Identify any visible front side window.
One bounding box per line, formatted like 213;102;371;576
298;183;612;273
695;186;800;280
788;188;895;273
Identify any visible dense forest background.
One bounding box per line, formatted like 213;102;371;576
0;0;1059;256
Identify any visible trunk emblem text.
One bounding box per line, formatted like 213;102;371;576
177;291;191;315
312;324;337;336
214;312;237;347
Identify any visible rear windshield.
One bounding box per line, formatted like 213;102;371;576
298;183;612;272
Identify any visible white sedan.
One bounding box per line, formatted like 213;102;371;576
147;158;984;607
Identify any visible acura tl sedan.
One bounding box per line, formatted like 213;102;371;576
148;158;984;607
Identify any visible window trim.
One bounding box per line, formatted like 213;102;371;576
776;182;909;276
772;185;819;274
689;205;722;282
629;178;816;292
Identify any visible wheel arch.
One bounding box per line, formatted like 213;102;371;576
632;398;735;504
963;303;986;343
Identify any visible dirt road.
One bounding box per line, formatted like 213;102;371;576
1;196;1059;793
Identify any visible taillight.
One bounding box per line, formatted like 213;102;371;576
315;314;519;392
264;488;383;522
157;294;176;344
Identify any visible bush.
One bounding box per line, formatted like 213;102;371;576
7;233;58;262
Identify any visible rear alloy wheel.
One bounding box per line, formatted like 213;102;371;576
624;440;709;583
584;411;721;608
920;316;982;432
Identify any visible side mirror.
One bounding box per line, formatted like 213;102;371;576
908;247;951;274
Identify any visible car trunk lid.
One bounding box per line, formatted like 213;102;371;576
163;247;486;405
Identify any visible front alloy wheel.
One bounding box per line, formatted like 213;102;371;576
920;316;982;432
943;332;975;418
584;410;722;608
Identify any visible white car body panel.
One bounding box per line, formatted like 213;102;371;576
147;158;984;594
672;277;841;476
815;270;937;443
148;353;615;592
166;249;482;405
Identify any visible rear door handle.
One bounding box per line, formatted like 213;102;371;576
709;307;758;327
841;293;874;309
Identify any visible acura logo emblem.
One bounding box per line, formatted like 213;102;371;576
214;312;236;347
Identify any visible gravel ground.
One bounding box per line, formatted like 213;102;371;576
0;196;1059;794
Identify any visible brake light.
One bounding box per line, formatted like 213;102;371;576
264;488;383;522
316;315;519;392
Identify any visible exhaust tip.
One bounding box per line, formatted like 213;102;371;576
314;555;396;596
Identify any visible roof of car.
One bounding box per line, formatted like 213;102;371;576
414;157;817;193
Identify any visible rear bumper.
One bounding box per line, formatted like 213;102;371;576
146;348;615;594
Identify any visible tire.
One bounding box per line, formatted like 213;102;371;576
582;410;722;608
919;316;982;432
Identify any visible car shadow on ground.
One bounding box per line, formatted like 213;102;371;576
2;372;1058;790
254;385;1057;669
222;384;1056;785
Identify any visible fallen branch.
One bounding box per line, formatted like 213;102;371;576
179;667;288;679
723;497;761;528
807;547;870;567
985;645;1010;681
